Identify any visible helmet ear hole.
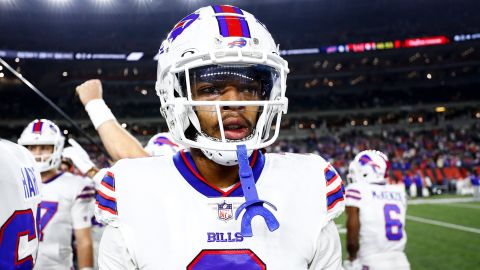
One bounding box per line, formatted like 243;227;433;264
181;50;196;57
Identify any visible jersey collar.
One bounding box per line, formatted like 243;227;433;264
43;172;64;184
173;149;265;198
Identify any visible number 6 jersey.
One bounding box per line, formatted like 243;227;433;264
345;182;407;259
95;150;345;269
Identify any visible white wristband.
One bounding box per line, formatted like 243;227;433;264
84;99;116;130
80;268;94;270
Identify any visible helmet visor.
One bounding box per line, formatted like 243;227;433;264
179;64;280;101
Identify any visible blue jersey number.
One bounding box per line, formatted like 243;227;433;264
0;209;37;270
187;249;266;270
38;201;58;241
383;204;403;241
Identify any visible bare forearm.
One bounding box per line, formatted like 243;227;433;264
76;239;94;268
97;120;148;161
346;206;360;260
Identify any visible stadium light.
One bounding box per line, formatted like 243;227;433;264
435;106;446;113
0;65;2;71
0;0;15;7
0;73;4;78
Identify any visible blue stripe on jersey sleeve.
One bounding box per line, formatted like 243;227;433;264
96;192;117;214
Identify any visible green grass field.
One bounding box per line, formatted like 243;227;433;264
334;197;480;270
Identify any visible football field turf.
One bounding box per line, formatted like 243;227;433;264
335;197;480;269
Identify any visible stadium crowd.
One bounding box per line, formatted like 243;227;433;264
74;121;480;196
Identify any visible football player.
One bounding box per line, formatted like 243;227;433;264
344;150;410;270
0;139;42;269
18;119;95;270
96;5;345;269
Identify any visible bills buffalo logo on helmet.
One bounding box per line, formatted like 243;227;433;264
359;154;381;173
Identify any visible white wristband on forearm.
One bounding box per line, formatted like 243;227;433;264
84;99;116;130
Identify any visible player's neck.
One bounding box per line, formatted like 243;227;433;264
190;148;239;189
41;169;60;183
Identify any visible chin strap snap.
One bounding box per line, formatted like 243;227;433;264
234;144;279;237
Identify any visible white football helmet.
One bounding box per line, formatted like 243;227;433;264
155;5;289;165
144;132;182;156
348;150;390;184
18;119;65;173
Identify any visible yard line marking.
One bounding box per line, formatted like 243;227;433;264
336;224;346;234
406;215;480;234
408;198;476;205
442;203;480;210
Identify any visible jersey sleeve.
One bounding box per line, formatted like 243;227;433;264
324;163;345;221
99;226;138;270
345;183;363;208
72;177;96;229
94;169;119;227
309;221;343;270
92;168;109;190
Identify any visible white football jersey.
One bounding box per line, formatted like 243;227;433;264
35;172;95;270
0;139;42;270
345;182;407;259
96;150;345;269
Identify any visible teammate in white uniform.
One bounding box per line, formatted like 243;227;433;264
0;139;42;270
18;119;95;270
96;5;345;269
344;150;410;270
144;132;182;156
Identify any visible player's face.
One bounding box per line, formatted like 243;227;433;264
26;145;54;162
191;79;260;141
185;64;277;141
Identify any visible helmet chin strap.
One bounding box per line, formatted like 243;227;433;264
235;144;279;237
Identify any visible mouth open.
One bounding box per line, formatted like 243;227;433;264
222;118;251;140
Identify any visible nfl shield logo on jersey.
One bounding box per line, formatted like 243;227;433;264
217;201;233;221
